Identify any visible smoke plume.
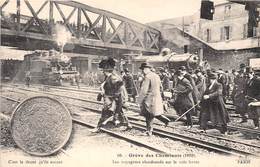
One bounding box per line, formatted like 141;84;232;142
53;24;72;52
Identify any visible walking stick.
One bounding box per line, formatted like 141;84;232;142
174;101;201;122
245;95;258;101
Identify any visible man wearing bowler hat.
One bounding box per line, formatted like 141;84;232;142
233;63;247;123
138;62;170;136
92;58;132;132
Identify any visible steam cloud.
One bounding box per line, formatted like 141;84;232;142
53;24;72;50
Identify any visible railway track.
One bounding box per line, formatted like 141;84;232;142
0;96;171;154
1;87;260;157
2;84;259;136
4;83;239;113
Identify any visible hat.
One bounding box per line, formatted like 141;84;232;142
170;68;176;73
208;73;217;79
124;68;129;72
240;63;246;69
175;70;183;76
158;67;164;72
245;66;253;74
139;62;152;70
195;69;201;74
179;66;187;71
216;69;224;74
99;58;116;69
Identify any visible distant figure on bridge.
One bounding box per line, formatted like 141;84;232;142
92;58;132;133
25;71;31;87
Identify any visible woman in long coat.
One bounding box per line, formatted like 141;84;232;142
200;73;230;134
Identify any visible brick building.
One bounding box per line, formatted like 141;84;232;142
148;1;260;70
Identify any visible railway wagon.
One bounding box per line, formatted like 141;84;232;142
24;50;78;85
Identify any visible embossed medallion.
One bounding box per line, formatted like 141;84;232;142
11;96;72;156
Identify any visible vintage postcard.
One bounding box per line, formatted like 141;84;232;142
1;0;260;167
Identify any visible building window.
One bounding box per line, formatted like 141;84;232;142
221;26;232;41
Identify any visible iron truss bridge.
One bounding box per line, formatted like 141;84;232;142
0;0;161;53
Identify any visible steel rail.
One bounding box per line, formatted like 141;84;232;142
0;95;169;154
72;118;168;153
3;84;260;136
1;93;259;157
129;122;258;157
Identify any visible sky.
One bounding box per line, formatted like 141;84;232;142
1;0;228;23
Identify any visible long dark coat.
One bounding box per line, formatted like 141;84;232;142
185;73;199;104
161;75;170;91
195;75;206;101
138;71;164;116
233;73;247;113
217;73;228;99
245;76;260;119
200;81;230;126
173;77;194;116
123;73;138;96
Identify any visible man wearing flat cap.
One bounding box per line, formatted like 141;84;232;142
93;58;132;132
200;72;230;134
138;62;170;136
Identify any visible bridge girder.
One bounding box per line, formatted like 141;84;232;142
1;0;160;53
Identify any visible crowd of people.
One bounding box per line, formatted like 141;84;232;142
55;57;259;136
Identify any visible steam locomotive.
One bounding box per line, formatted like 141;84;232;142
24;50;78;85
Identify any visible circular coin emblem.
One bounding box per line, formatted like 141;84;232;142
11;96;72;156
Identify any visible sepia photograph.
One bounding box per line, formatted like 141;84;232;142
0;0;260;167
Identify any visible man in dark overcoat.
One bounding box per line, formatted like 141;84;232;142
217;69;228;102
233;64;247;123
92;58;132;132
161;70;171;91
200;73;230;134
172;70;194;128
179;66;199;115
195;69;206;101
138;63;170;136
245;69;260;129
